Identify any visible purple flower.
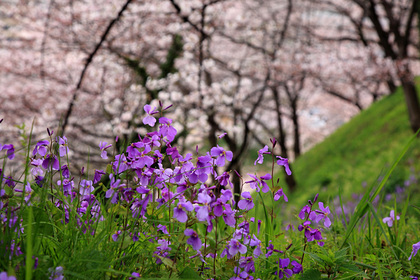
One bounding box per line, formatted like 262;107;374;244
57;178;74;196
245;173;271;193
99;141;112;159
61;165;70;178
130;272;141;279
299;220;324;245
112;230;121;241
131;154;154;169
195;192;212;222
218;132;227;139
265;241;281;258
93;169;105;184
79;180;94;196
299;205;313;220
382;210;400;227
157;239;171;251
157;224;169;234
291;260;302;274
184;229;202;251
143;104;158;127
409;241;420;260
158;117;177;142
254;145;270;165
173;198;193;223
5;176;15;187
222;204;236;227
42;154;60;170
1;144;15;160
188;155;212;183
239;256;255;273
153;239;172;264
49;266;64;280
285;224;295;231
57;136;69;157
106;174;126;204
274;258;293;279
0;272;17;280
220;189;233;203
228;238;247;256
33;140;49;157
249;235;262;258
210;145;233;167
276;156;291;175
314;202;332;227
217;172;232;187
14;182;32;203
35;175;45;187
112;154;129;174
30;158;44;176
238;192;254;211
274;188;288;202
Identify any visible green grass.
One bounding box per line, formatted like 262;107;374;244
276;86;420;207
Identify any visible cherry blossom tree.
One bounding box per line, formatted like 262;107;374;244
1;0;413;196
308;0;420;132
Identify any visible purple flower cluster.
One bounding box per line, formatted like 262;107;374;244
49;266;65;280
298;194;332;247
274;258;302;279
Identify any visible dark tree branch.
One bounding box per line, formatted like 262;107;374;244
402;0;418;56
278;0;292;48
61;0;134;135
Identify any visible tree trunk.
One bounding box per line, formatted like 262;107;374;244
387;80;397;94
401;79;420;133
285;167;297;192
291;99;301;158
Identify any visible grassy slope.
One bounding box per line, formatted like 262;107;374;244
277;87;420;207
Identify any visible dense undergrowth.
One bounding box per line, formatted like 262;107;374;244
1;103;420;279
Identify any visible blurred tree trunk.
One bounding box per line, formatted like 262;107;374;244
387;80;397;94
318;0;420;133
401;80;420;132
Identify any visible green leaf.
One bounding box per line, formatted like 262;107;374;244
305;252;327;265
336;271;366;280
178;267;201;279
158;256;176;270
339;263;364;274
106;164;113;174
334;248;348;260
299;268;322;280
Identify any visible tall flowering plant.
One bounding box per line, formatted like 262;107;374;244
0;106;332;279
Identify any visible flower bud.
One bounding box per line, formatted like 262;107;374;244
270;138;277;148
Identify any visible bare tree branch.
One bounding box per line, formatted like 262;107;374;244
61;0;134;134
